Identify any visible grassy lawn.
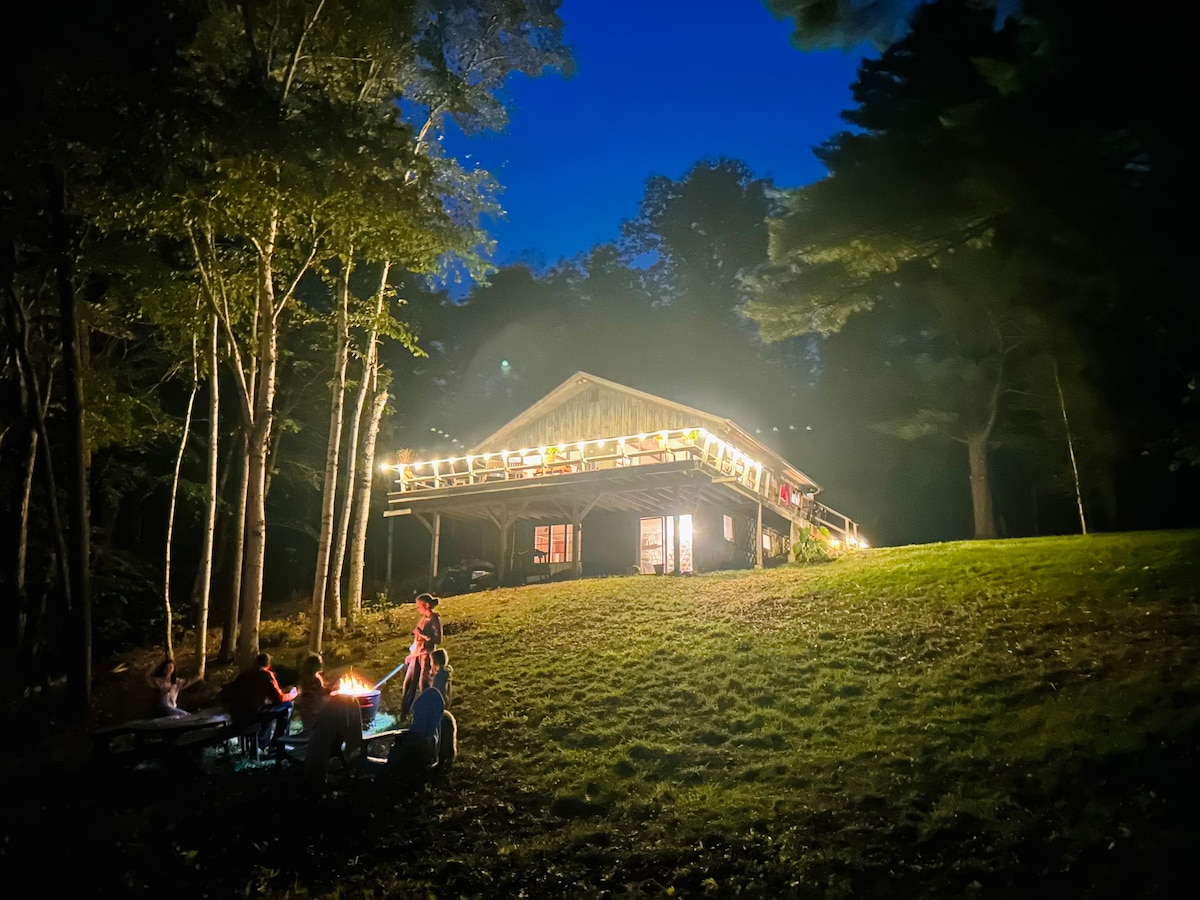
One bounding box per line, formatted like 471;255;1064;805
3;530;1198;897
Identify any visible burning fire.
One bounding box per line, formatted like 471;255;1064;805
335;670;375;696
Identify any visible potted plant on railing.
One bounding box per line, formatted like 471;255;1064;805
543;446;571;475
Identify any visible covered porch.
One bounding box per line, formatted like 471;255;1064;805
384;426;862;588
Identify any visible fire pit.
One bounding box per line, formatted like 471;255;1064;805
334;671;382;730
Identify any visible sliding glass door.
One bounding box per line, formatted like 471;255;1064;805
638;515;693;574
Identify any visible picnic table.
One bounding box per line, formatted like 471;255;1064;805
92;711;258;766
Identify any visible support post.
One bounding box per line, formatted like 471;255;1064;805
429;512;441;591
386;517;394;586
570;495;601;578
498;519;510;585
672;514;681;574
755;501;763;569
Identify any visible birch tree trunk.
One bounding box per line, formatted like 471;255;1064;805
329;262;390;626
346;388;388;623
235;211;281;667
188;224;254;665
194;313;220;678
328;390;362;628
218;437;249;662
163;334;200;659
309;257;353;653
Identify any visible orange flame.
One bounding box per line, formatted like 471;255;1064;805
335;671;374;696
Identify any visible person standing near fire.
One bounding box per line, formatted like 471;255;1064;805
400;593;442;717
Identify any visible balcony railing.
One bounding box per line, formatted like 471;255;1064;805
388;426;864;547
393;427;749;489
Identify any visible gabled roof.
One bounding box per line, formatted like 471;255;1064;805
469;371;823;493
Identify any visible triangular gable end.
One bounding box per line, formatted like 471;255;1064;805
469;372;822;493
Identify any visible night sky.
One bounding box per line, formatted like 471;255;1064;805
442;0;868;269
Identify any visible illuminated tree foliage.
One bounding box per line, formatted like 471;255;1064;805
744;0;1187;538
1;0;570;697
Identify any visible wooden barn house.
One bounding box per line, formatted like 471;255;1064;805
384;372;862;588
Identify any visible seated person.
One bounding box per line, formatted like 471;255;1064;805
145;656;198;718
430;648;452;709
360;682;457;779
294;651;336;732
220;652;298;747
302;692;365;782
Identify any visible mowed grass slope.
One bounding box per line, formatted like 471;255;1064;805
7;530;1199;897
334;529;1199;896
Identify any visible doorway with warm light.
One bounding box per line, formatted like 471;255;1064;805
638;515;693;574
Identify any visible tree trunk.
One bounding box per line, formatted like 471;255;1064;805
966;430;998;539
218;430;249;662
329;378;365;627
5;295;71;687
47;166;91;714
346;389;388;622
190;226;249;665
235;213;281;668
310;257;353;652
330;262;390;624
965;330;1005;542
195;313;220;678
1052;357;1088;536
10;427;37;658
164;332;200;658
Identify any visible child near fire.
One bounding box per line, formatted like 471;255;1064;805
400;593;442;717
430;648;452;709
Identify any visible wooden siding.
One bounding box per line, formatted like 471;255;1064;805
474;389;708;454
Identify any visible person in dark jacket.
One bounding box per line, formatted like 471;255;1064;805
221;652;298;746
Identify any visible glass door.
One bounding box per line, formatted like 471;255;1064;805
639;515;693;574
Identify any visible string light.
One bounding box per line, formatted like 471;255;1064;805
386;424;864;550
387;426;777;483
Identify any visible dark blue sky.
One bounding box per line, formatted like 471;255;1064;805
442;0;867;269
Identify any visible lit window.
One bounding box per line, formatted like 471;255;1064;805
723;515;734;543
534;524;575;563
